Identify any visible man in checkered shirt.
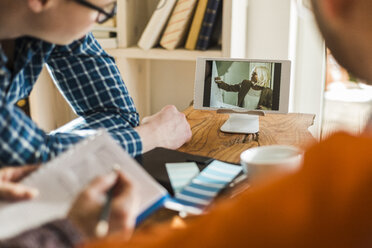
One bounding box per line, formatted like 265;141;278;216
0;0;192;166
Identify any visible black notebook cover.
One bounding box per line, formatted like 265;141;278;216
135;148;216;196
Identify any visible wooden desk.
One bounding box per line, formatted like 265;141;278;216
178;107;316;164
138;107;315;230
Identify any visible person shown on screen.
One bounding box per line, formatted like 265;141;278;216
0;0;191;166
214;66;273;110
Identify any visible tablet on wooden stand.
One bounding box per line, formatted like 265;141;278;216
193;57;292;134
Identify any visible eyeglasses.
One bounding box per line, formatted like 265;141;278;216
73;0;117;24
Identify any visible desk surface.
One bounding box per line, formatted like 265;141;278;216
178;107;316;164
138;107;316;230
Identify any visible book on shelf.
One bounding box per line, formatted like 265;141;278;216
195;0;222;51
185;0;209;50
92;17;117;49
92;27;117;39
92;17;117;38
209;3;223;48
159;0;199;50
137;0;177;50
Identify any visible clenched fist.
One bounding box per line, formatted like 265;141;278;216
136;105;192;152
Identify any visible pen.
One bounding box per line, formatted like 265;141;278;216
95;172;118;238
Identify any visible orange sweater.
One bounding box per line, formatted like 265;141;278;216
87;132;372;248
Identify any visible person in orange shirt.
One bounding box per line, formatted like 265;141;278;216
86;0;372;246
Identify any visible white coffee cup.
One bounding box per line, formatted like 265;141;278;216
240;145;303;184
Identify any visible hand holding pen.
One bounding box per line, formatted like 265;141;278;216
67;171;138;240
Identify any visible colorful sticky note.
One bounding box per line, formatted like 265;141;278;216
174;160;242;209
165;162;200;194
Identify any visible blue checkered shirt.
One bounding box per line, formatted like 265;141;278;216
0;34;142;166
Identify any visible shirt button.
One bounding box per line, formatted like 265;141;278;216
34;151;41;160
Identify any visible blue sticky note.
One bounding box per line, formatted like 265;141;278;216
174;160;242;209
165;162;200;194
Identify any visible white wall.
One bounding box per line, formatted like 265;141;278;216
245;0;296;59
292;14;325;137
244;0;325;138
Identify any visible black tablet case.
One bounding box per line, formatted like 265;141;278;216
135;147;215;196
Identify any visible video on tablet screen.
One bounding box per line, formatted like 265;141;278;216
202;60;282;111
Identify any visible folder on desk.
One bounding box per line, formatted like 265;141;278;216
136;148;215;195
135;148;243;214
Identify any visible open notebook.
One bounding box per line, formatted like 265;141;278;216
0;131;168;239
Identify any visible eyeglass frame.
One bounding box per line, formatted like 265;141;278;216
73;0;117;24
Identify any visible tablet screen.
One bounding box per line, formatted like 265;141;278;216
194;58;291;113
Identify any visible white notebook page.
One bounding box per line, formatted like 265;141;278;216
0;131;167;239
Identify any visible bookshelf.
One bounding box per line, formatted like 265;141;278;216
111;0;248;117
106;47;223;61
113;0;244;58
29;0;249;131
93;17;118;49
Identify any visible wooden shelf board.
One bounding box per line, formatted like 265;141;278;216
96;38;118;49
106;47;223;61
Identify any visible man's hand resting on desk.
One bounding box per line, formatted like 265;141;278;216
0;166;39;201
68;171;138;241
136;105;192;153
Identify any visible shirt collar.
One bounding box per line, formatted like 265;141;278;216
0;44;8;65
0;44;9;77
